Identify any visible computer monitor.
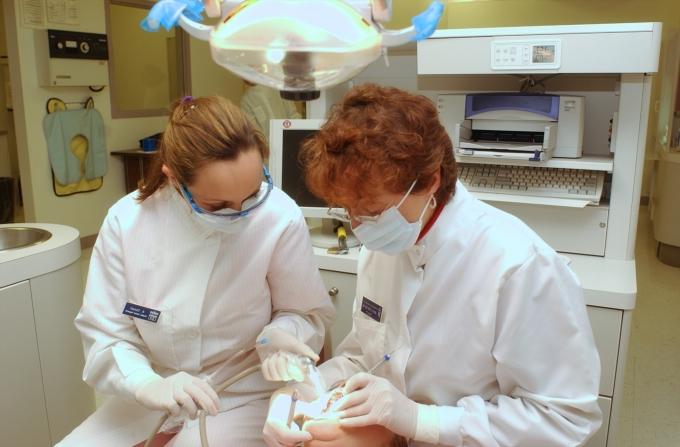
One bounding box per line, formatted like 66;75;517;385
269;118;359;249
269;118;328;218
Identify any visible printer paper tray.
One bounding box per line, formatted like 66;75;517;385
456;148;549;161
471;192;591;208
459;140;545;152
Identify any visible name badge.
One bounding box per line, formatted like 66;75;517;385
123;302;161;323
361;296;383;323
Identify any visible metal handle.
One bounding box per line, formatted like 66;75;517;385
328;287;339;297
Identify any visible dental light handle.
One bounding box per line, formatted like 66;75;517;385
143;364;262;447
203;0;242;18
174;0;444;46
381;0;444;47
178;13;212;40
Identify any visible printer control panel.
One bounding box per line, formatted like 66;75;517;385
491;40;561;70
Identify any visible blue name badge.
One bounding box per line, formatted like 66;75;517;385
361;296;383;323
123;302;161;323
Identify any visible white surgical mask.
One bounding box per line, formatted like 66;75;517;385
191;209;249;234
352;181;436;255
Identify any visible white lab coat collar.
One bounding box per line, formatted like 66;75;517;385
408;181;476;270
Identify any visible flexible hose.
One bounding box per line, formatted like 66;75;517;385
143;364;262;447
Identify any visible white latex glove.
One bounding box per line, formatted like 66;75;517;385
263;391;314;447
335;372;418;439
256;327;319;382
134;371;220;419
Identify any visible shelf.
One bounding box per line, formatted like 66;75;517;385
455;154;613;172
564;254;636;309
313;246;360;274
111;149;157;156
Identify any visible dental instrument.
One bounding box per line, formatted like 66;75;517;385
143;354;320;447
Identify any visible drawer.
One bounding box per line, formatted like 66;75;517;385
319;270;358;355
486;201;609;256
587;306;622;397
585;396;612;447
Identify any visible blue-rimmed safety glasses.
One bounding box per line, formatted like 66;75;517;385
179;166;273;218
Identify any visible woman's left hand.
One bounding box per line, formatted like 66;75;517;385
335;373;418;439
256;327;319;382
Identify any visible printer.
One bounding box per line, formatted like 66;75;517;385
437;93;585;161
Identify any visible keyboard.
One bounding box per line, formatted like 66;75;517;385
457;163;605;204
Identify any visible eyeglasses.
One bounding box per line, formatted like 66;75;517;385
326;207;383;224
180;166;273;218
325;179;418;224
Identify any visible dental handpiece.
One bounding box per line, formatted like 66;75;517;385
299;356;327;397
287;390;299;428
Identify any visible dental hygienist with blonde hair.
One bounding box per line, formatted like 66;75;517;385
57;95;334;447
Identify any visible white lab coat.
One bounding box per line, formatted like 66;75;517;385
240;85;301;137
319;183;602;446
62;185;334;446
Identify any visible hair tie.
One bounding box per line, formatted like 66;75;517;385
181;95;194;103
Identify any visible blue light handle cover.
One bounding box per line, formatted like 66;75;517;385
140;0;204;32
411;0;444;41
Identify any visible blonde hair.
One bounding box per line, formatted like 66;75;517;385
137;95;269;201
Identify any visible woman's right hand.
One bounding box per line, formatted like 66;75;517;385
134;371;220;419
263;391;313;447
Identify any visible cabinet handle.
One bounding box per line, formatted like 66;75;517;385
328;287;339;297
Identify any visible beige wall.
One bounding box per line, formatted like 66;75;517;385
3;0;168;236
0;2;6;56
109;4;175;111
386;0;448;29
0;5;9;179
190;37;244;105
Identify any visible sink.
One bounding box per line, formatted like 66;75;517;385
0;227;52;251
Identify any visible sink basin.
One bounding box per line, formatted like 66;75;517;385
0;227;52;251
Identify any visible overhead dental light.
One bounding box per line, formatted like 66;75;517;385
142;0;444;100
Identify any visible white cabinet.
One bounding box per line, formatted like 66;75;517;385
587;397;613;447
31;262;95;442
587;306;622;397
0;261;94;445
490;202;610;256
319;269;357;355
0;281;52;446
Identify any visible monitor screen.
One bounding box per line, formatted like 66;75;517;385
269;119;329;218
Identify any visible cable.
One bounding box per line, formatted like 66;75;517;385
143;364;262;447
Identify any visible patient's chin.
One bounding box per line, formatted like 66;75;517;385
302;419;342;441
302;420;398;446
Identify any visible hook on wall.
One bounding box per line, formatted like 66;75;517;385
45;97;95;114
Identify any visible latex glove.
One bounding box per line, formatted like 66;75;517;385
134;371;220;419
263;391;313;447
140;0;203;32
335;373;418;440
256;327;319;382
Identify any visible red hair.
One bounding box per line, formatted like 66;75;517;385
300;84;456;210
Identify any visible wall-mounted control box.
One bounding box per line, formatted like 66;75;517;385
36;30;109;87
